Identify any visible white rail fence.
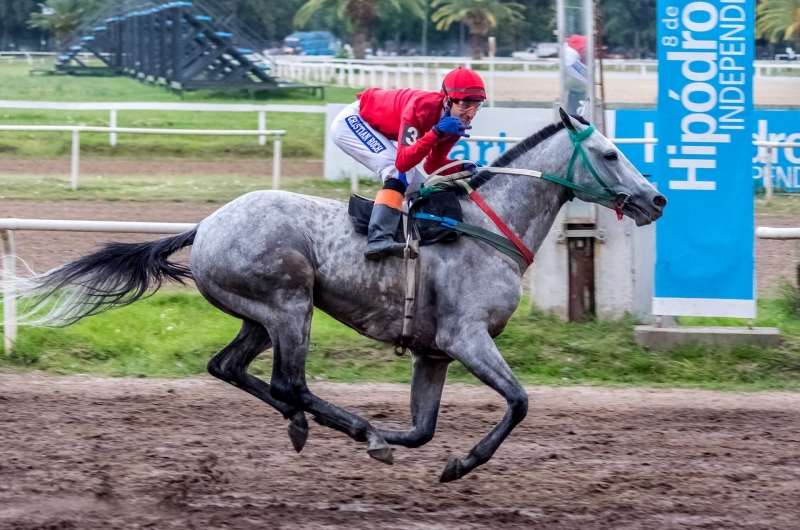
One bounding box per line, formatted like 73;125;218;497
273;57;800;91
0;125;287;190
0;219;197;353
756;227;800;239
0;101;326;146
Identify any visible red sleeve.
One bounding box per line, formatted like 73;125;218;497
423;135;462;176
395;120;440;174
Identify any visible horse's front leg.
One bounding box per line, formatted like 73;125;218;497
377;354;451;448
436;325;528;482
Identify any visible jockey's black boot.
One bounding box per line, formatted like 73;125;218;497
365;180;417;260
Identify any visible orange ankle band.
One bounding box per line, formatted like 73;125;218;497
375;189;403;210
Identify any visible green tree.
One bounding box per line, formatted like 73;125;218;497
1;0;38;49
431;0;524;59
756;0;800;47
294;0;426;58
600;0;656;58
27;0;101;45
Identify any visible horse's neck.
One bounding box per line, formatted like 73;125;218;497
476;136;570;255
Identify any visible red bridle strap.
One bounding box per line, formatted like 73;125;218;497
468;189;534;266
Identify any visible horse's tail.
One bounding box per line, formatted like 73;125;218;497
3;228;197;327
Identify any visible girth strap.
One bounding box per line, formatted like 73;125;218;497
412;212;531;271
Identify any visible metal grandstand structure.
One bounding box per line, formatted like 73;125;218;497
55;0;322;96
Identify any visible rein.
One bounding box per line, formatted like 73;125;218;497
419;124;622;268
425;125;616;202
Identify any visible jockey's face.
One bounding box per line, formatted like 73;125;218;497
447;97;483;126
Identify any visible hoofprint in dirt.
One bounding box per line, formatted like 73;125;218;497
2;375;800;530
1;200;798;295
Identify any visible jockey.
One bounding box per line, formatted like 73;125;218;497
331;66;485;260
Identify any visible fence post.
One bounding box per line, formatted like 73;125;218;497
71;129;81;191
488;37;496;107
258;110;267;146
1;229;16;354
351;172;358;194
109;109;118;146
272;135;282;190
765;146;773;202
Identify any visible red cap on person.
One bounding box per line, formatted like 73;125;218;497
566;35;587;61
441;67;486;100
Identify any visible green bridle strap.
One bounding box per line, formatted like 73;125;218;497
542;124;617;201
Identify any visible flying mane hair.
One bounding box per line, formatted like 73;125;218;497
439;114;591;195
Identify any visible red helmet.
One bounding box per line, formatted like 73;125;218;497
441;66;486;100
566;35;587;61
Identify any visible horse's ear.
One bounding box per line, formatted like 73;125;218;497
559;107;577;132
579;98;591;120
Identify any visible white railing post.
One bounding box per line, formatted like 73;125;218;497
351;172;359;193
1;229;16;354
71;129;80;191
258;110;267;146
109;109;118;146
764;146;773;202
487;38;497;106
272;135;282;190
382;66;388;88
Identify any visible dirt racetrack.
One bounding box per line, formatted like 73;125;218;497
2;374;800;529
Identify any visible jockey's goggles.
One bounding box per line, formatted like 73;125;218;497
453;98;484;111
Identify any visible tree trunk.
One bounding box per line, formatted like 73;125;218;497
468;30;486;59
346;0;376;60
352;31;368;59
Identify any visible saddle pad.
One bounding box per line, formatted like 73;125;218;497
410;192;463;245
348;194;404;242
347;192;463;245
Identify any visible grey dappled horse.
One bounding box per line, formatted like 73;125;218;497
8;110;665;482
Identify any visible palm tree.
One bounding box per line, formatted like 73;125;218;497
431;0;524;59
295;0;425;59
756;0;800;49
27;0;97;45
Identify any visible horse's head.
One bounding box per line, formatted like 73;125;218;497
557;107;666;226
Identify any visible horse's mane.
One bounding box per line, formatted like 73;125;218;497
439;115;591;195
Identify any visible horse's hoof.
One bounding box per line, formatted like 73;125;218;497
439;457;465;483
367;444;394;465
287;421;309;453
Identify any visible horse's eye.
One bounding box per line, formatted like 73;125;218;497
604;151;618;161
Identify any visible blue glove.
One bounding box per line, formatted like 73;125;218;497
462;162;482;175
433;116;472;138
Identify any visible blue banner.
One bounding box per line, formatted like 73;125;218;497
753;111;800;191
654;0;755;317
614;109;800;193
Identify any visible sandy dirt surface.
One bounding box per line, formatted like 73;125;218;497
0;200;797;294
1;374;800;529
0;158;324;177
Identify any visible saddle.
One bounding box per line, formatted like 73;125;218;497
347;191;464;245
347;187;532;356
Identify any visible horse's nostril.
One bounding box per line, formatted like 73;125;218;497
653;195;667;208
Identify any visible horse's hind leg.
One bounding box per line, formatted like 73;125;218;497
265;294;394;465
207;319;309;452
377;354;451;448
